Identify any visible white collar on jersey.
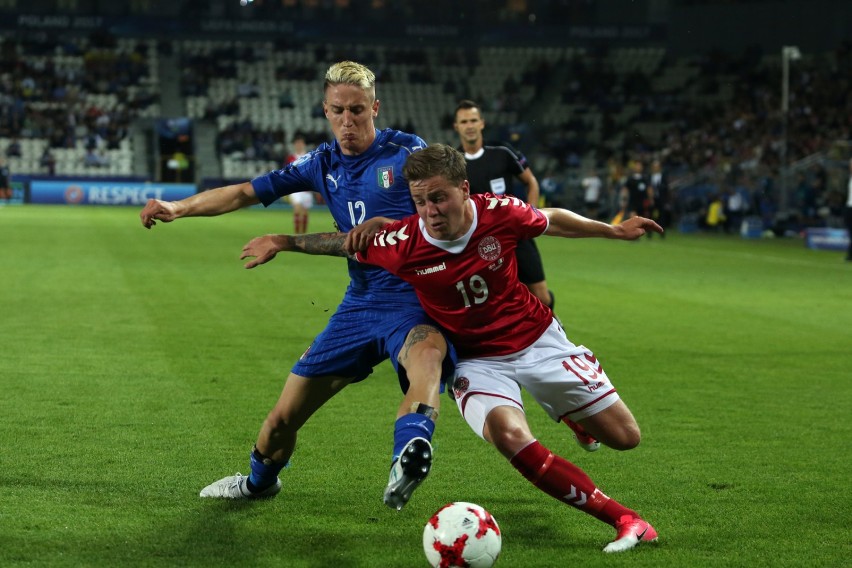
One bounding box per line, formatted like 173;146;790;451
464;148;485;160
418;200;478;254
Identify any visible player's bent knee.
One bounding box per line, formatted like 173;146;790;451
263;408;300;434
415;345;446;366
489;425;533;457
263;414;286;434
401;342;445;373
608;424;641;451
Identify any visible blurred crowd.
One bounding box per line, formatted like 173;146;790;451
0;33;158;155
540;42;852;231
2;27;850;233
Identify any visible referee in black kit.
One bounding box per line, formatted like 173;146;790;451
452;99;560;321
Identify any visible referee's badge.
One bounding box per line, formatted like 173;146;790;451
377;166;394;189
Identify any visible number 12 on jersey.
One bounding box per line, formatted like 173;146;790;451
348;200;366;226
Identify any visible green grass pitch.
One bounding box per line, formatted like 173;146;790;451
1;205;850;567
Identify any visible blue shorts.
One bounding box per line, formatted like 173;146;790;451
291;289;457;392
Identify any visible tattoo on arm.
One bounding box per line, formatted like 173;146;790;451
290;232;350;258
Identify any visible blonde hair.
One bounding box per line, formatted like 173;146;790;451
324;61;376;99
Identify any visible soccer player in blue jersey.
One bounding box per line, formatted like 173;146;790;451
139;61;454;510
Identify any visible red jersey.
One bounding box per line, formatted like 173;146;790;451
356;193;552;358
286;152;306;164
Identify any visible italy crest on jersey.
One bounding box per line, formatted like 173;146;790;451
377;166;394;189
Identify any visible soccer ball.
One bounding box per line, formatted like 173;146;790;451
423;502;501;567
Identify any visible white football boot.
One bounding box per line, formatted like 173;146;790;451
199;473;281;499
383;437;432;511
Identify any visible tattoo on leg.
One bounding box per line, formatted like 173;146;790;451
400;325;439;362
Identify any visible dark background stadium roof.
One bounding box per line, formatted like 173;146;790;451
1;0;850;55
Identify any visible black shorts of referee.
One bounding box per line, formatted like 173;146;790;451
516;239;546;285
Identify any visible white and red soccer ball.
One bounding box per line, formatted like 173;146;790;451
423;502;501;567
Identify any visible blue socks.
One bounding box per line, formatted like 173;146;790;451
392;413;435;462
247;447;288;492
245;413;436;491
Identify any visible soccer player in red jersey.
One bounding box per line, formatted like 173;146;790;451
240;144;662;553
284;133;314;234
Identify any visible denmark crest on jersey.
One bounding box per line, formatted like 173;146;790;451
452;376;470;399
377;166;394;189
478;236;502;262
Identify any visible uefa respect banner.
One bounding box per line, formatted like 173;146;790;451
30;181;197;205
805;228;850;251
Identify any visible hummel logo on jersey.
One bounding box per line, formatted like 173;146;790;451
326;174;342;189
414;262;446;276
373;225;409;247
486;196;526;209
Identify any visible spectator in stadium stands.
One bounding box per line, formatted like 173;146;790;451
704;193;725;232
0;157;11;202
648;159;670;238
240;144;662;553
581;169;603;220
278;88;295;109
285;133;314;234
5;138;21;158
622;160;651;220
453;99;560;318
845;158;852;262
237;80;260;98
810;163;828;209
140;61;456;511
539;170;563;207
84;148;109;168
40;147;56;176
723;185;746;234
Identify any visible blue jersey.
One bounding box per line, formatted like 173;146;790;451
250;128;455;384
251;128;425;294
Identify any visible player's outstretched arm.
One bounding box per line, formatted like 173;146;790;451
344;216;395;255
542;208;663;240
613;215;664;239
241;232;350;269
140;182;259;229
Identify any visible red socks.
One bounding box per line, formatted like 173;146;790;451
294;213;308;234
509;440;638;526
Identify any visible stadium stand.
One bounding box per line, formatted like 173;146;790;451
0;33;160;177
1;0;850;235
